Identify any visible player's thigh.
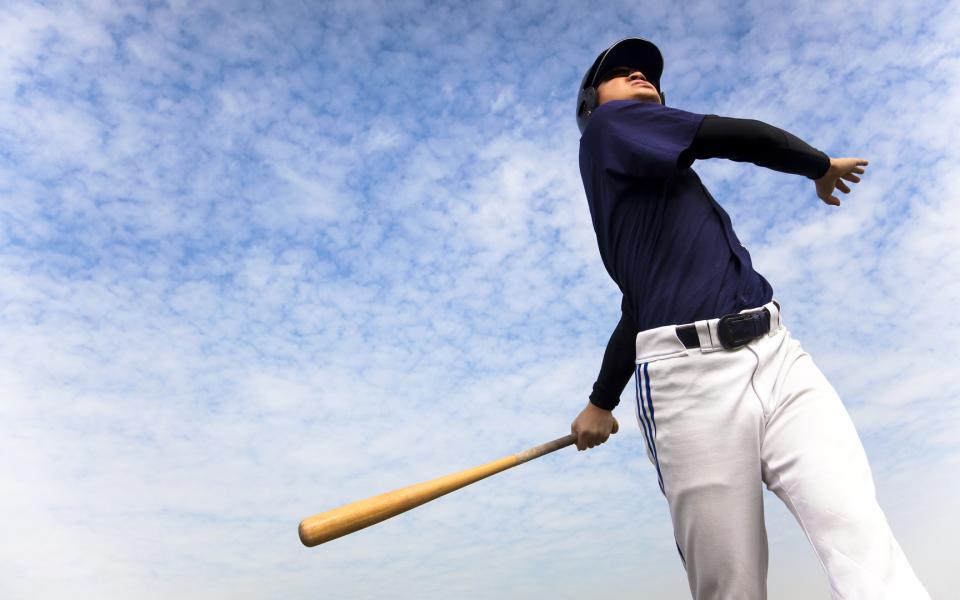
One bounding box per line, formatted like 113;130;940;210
760;351;889;558
761;351;929;598
761;351;876;509
639;350;768;526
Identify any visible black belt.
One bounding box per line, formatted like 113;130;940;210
676;308;772;350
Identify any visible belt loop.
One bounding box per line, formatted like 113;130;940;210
694;319;721;353
767;300;781;335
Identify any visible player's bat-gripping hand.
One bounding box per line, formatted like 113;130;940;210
814;157;869;206
570;402;619;451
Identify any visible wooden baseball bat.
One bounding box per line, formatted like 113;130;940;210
298;433;578;547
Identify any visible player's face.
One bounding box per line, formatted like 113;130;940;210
596;67;662;105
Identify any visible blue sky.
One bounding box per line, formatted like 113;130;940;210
1;0;957;598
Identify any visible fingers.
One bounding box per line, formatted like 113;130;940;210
823;195;840;206
849;160;868;174
571;407;618;451
815;182;841;206
578;432;598;450
575;430;612;451
571;424;585;451
572;424;591;451
818;158;867;207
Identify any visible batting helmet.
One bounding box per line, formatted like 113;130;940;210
576;37;666;134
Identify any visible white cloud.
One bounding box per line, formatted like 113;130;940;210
0;0;956;598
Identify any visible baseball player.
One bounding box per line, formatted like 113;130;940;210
568;38;931;599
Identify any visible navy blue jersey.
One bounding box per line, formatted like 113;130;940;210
579;99;773;331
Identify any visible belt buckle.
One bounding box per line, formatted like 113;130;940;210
717;312;762;349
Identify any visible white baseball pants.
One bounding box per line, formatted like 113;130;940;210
633;301;930;600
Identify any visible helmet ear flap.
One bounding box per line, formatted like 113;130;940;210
578;86;598;117
576;86;598;133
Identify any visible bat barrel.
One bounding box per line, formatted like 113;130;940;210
298;433;577;547
299;455;518;546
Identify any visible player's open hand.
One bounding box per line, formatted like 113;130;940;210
571;401;619;451
815;157;869;206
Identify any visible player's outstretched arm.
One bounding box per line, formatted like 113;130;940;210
814;158;869;206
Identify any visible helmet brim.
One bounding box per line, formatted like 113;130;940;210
590;38;664;90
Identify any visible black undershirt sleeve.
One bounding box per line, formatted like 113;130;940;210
589;296;639;411
588;115;830;410
678;114;831;179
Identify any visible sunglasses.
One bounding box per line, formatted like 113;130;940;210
599;66;646;83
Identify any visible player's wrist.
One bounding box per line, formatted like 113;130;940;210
588;397;616;412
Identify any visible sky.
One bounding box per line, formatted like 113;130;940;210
0;0;957;598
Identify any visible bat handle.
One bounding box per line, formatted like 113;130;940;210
514;433;578;464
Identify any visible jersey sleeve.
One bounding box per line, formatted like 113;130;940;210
580;100;707;179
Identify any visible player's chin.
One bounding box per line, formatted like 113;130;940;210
633;91;661;104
